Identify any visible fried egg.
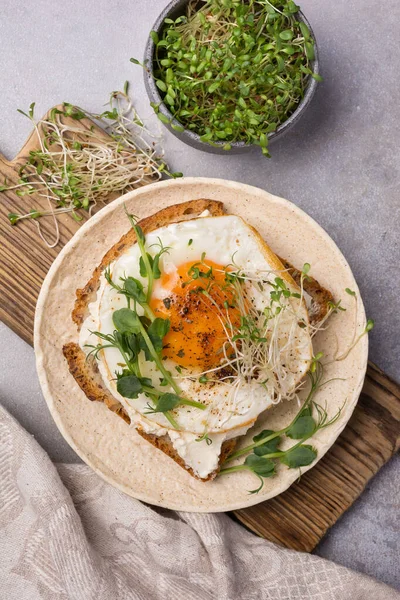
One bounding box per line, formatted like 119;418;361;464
80;214;313;478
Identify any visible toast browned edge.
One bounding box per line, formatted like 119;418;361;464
63;341;130;424
72;198;224;328
278;258;333;325
63;198;334;481
136;431;237;482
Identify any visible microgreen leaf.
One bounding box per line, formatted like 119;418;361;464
286;416;316;440
280;444;317;468
312;73;323;82
152;254;162;279
155;393;181;412
279;30;294;40
8;213;20;225
139;317;170;360
149;317;170;341
113;308;141;334
123;277;147;303
116;374;143;399
139;253;151;277
157;112;170;125
299;21;310;40
17;108;30;119
244;454;276;477
150;31;159;45
156;79;167;92
63;103;86;120
298;403;313;418
305;41;315;61
365;318;375;332
345;288;356;297
133;221;145;244
127;333;140;359
253;430;281;455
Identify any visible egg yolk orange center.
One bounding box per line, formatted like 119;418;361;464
149;260;240;370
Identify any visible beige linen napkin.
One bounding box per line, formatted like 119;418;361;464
0;405;398;600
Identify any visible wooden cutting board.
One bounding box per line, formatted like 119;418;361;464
1;109;399;552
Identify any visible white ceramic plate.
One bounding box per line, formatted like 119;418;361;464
35;178;368;512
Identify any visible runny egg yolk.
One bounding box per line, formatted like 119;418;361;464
149;260;240;370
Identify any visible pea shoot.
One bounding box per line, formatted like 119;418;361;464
331;288;375;362
220;361;344;493
86;209;206;430
134;0;320;156
195;430;213;445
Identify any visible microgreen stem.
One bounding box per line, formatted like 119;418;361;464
128;213;154;303
136;318;204;411
226;362;323;461
226;429;285;462
138;321;179;390
164;411;180;430
136;0;320;156
4;88;180;247
218;465;248;475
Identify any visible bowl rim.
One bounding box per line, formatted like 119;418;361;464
143;0;320;150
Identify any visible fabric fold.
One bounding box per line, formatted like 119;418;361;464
0;405;397;600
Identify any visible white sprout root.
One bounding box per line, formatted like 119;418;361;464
193;266;370;411
180;264;314;406
5;83;178;247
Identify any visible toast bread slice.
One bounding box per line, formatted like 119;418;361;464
72;198;224;329
63;199;333;481
63;341;130;423
278;258;333;325
136;431;237;481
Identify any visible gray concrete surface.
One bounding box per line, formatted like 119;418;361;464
0;0;399;592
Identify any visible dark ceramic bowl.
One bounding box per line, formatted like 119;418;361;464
143;0;319;154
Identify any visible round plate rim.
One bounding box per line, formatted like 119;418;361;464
34;177;368;512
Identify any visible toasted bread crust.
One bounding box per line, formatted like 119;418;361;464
72;198;225;329
62;342;131;424
62;341;235;481
136;430;236;481
65;198;334;482
278;258;334;325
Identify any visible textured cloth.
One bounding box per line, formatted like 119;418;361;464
0;405;398;600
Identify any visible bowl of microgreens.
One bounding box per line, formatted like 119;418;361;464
136;0;321;156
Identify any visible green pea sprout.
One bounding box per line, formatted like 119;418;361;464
132;0;321;156
3;83;181;247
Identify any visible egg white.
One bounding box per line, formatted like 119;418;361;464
81;215;312;441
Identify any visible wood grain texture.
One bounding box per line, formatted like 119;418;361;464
232;362;400;551
0;109;95;344
0;107;141;344
1;111;399;551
